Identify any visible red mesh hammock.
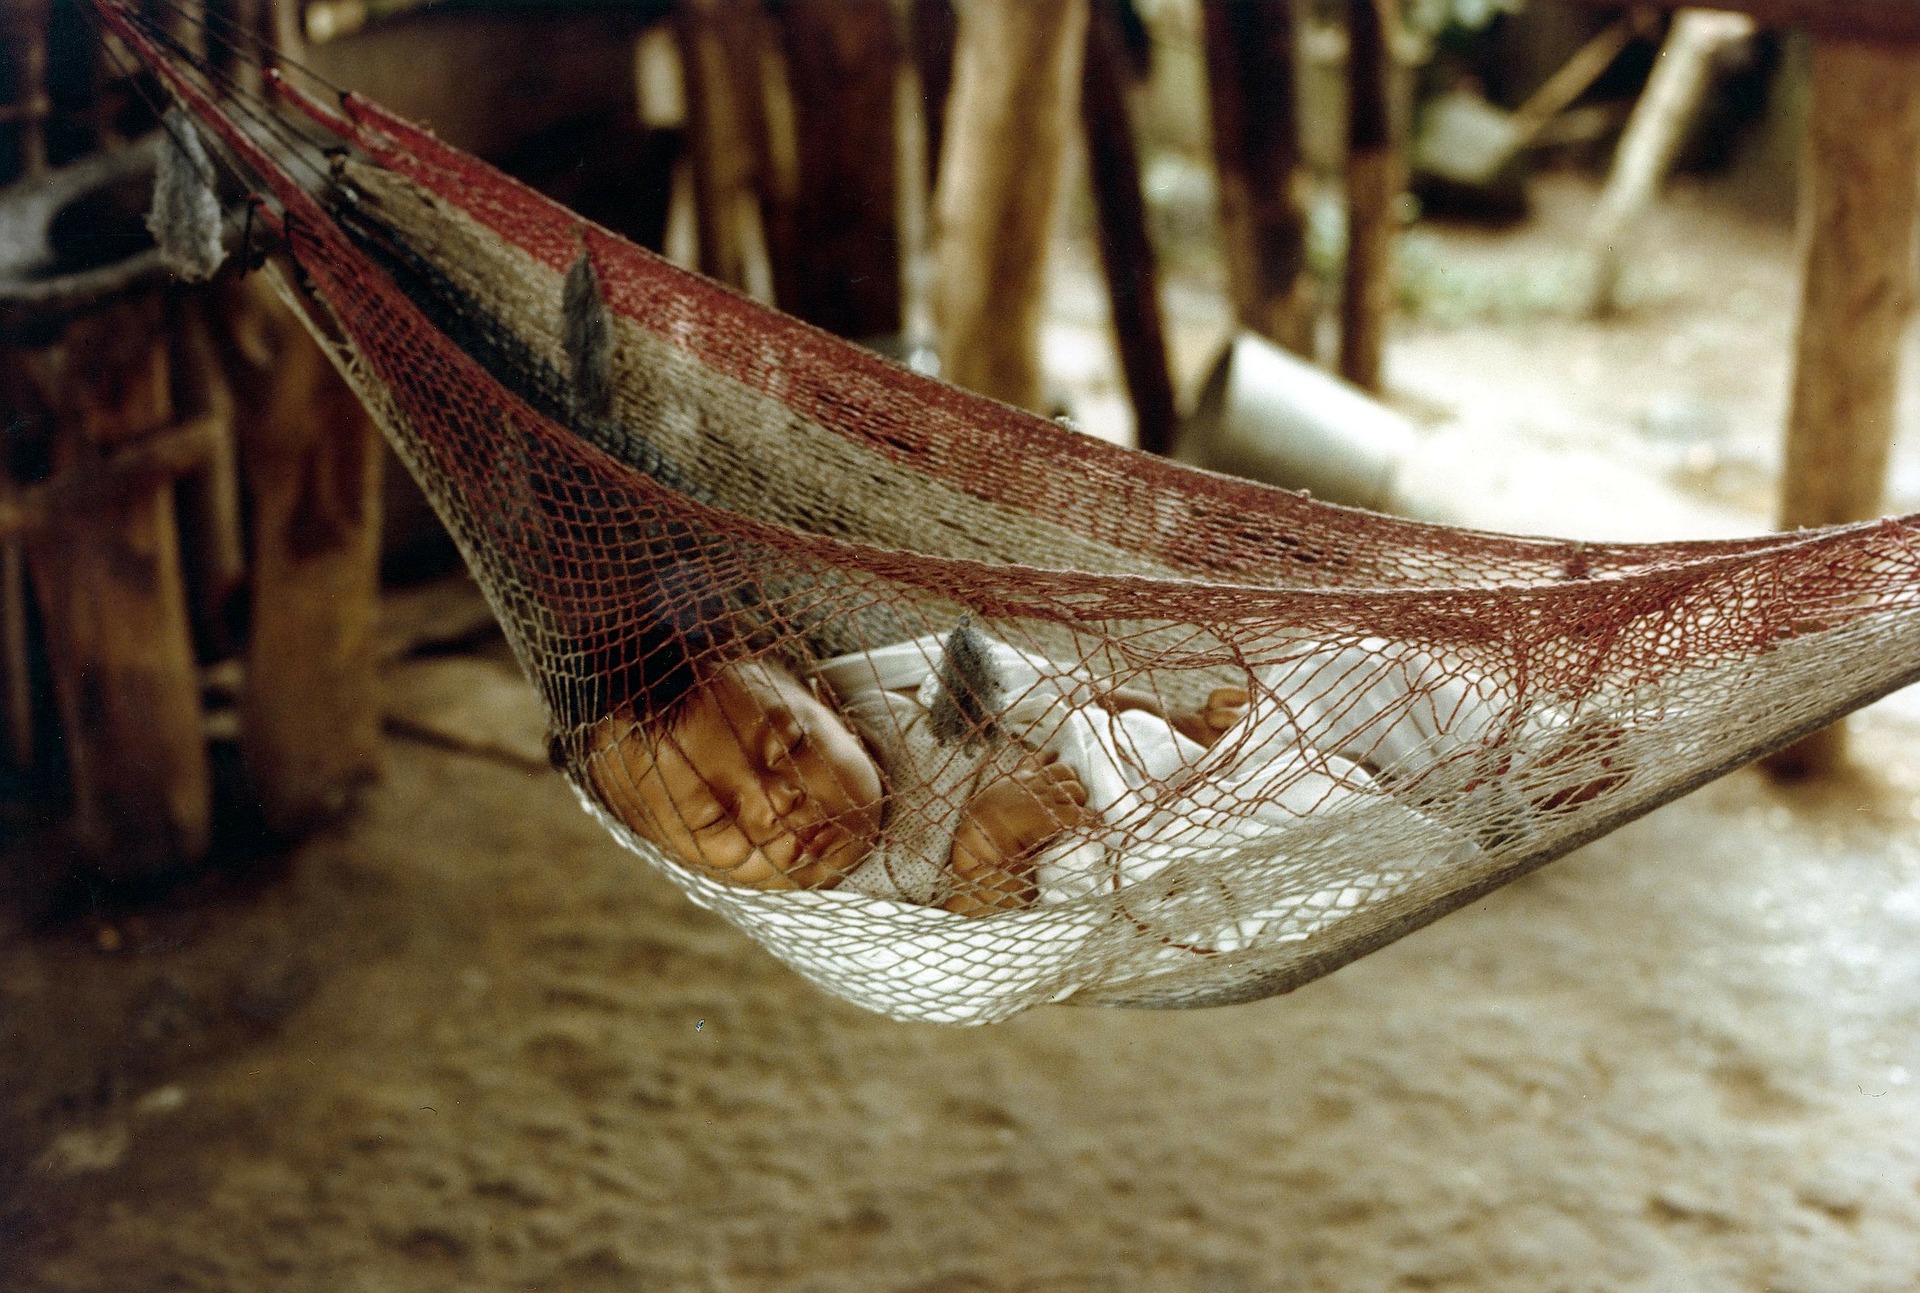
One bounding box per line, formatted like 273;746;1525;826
99;1;1920;1022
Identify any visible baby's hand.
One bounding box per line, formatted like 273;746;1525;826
1171;687;1250;749
946;750;1089;915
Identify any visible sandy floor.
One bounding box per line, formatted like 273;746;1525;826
7;177;1920;1290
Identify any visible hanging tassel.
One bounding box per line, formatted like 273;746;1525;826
146;107;226;282
929;615;1005;747
563;247;614;425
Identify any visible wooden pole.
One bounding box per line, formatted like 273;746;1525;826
170;294;248;660
675;0;776;299
1587;9;1755;317
8;294;212;876
1339;0;1396;393
1081;0;1178;454
1202;0;1316;357
2;0;51;775
932;0;1090;411
1764;33;1920;777
769;0;904;339
909;0;958;194
223;275;385;833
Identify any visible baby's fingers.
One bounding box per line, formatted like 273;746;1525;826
1205;687;1251;726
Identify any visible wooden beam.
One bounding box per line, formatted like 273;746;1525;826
1764;32;1920;777
1082;0;1178;455
1570;0;1920;43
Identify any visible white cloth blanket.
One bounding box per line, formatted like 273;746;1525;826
811;633;1502;918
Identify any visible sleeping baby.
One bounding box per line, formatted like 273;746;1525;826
578;612;1601;918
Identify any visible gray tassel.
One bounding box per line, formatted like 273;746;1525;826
563;249;614;424
146;108;226;282
928;616;1004;747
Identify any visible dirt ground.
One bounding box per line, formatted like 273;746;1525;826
7;177;1920;1291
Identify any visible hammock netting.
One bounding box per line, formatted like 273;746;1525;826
93;0;1920;1022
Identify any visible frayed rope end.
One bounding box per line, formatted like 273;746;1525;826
146;108;226;283
563;248;614;425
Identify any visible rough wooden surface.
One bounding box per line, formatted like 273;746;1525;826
1766;33;1920;778
223;276;384;835
1202;0;1315;356
6;293;211;876
932;0;1089;410
1081;0;1177;455
770;0;903;339
1339;0;1396;393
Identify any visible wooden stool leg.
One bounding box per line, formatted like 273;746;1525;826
1765;34;1920;778
932;0;1089;411
226;277;384;833
15;295;212;876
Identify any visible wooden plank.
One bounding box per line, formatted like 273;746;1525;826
1082;0;1178;455
1201;0;1316;356
1765;33;1920;777
1570;0;1920;42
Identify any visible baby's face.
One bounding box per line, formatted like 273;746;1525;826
588;658;885;891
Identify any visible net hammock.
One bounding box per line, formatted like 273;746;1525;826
94;0;1920;1023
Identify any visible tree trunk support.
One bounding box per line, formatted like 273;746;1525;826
933;0;1090;411
8;293;213;877
1765;33;1920;777
1202;0;1316;357
224;275;385;834
1339;0;1396;393
769;0;904;340
1082;0;1178;455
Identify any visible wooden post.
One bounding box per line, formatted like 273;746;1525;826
768;0;904;339
932;0;1090;410
170;294;248;660
1587;9;1756;316
1764;34;1920;777
2;0;51;775
8;294;212;876
909;0;958;193
675;0;776;299
1202;0;1316;357
1340;0;1396;393
223;276;385;833
1082;0;1178;454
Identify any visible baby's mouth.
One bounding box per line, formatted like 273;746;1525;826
791;820;839;864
